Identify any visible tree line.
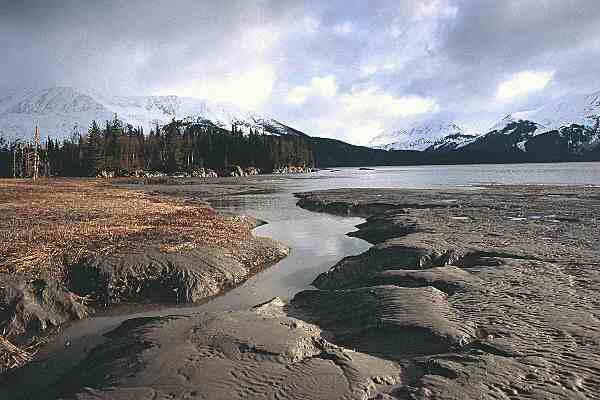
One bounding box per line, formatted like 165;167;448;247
0;116;314;178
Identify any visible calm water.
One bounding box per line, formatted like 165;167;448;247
282;162;600;190
5;162;600;394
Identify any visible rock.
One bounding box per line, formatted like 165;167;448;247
0;274;91;338
205;169;218;178
272;166;313;174
244;166;260;176
95;170;114;178
229;165;246;177
170;171;191;178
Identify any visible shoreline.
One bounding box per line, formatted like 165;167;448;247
291;185;600;398
3;182;600;399
0;178;289;375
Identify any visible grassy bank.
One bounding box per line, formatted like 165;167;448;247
0;177;281;374
0;178;257;279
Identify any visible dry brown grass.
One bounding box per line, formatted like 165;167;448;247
0;178;255;280
0;336;40;374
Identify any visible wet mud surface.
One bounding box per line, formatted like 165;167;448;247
19;298;402;400
293;186;600;399
4;184;600;399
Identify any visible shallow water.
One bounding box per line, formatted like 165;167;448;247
5;162;600;394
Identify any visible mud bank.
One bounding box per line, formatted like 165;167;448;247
5;184;600;399
293;186;600;399
20;298;401;400
1;233;287;344
0;179;288;374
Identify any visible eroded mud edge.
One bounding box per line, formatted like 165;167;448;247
0;212;289;376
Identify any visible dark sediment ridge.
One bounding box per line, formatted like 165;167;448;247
70;234;288;305
4;184;600;399
292;186;600;399
7;298;403;400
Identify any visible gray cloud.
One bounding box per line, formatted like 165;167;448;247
2;0;600;142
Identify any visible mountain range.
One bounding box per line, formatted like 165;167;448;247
0;86;304;142
369;89;600;161
1;86;600;166
369;115;473;151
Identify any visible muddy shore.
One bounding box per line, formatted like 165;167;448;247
293;185;600;399
4;183;600;399
0;179;289;373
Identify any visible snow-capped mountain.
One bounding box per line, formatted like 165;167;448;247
450;89;600;157
369;117;470;151
424;132;479;152
0;86;305;142
449;118;600;161
372;89;600;154
490;89;600;133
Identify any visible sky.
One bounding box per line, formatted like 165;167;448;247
2;0;600;145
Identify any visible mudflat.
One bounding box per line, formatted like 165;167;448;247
293;185;600;399
3;183;600;399
0;179;288;373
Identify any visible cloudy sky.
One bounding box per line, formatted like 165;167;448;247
2;0;600;144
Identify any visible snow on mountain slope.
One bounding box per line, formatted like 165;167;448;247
490;89;600;133
425;132;479;152
373;89;600;153
0;87;115;141
0;86;303;142
369;117;468;151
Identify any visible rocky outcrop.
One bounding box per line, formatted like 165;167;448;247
272;165;313;174
190;168;218;178
244;166;260;175
227;165;261;177
229;165;246;177
95;170;114;178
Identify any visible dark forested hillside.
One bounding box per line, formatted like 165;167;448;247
0;116;313;178
307;136;423;167
3;116;600;179
421;120;600;164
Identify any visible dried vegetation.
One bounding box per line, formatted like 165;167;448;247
0;178;255;280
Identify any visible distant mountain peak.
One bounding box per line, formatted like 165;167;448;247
0;86;307;142
490;89;600;133
6;86;108;115
369;116;467;151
